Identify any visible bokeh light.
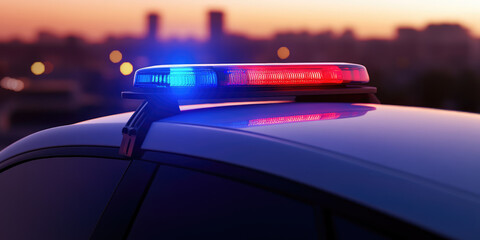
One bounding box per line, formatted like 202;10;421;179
277;47;290;60
43;61;54;74
1;77;25;92
120;62;133;75
31;62;45;75
109;50;123;63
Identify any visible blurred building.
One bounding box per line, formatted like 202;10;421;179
420;24;471;69
1;10;480;148
146;13;160;42
37;31;64;45
395;27;421;65
209;11;225;43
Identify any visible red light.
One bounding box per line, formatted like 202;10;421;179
227;65;347;86
248;112;341;126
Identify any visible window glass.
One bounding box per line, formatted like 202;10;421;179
0;157;128;240
128;165;318;240
333;215;390;240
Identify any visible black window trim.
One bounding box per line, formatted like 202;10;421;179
0;146;128;173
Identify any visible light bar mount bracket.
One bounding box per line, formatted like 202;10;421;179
119;91;180;157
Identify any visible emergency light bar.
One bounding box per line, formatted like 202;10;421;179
120;62;378;158
133;63;369;88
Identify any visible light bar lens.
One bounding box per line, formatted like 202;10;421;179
134;63;369;88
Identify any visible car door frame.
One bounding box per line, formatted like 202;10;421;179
0;146;442;239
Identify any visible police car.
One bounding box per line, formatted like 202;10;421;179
0;63;479;240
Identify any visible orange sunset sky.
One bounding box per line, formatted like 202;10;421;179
1;0;479;42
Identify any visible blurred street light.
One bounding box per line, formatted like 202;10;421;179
109;50;123;63
277;47;290;60
31;62;45;75
1;77;25;92
43;61;54;74
120;62;133;75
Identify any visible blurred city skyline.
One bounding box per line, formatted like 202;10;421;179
1;0;480;42
1;6;480;148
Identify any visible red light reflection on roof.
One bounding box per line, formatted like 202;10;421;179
248;112;341;126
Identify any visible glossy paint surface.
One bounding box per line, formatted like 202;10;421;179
162;102;480;198
2;102;480;239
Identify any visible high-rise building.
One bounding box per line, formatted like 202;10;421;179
397;27;419;42
146;13;160;42
421;24;471;68
208;11;224;42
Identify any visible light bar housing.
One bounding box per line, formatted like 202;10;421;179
134;63;369;89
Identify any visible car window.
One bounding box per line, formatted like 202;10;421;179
127;165;319;240
0;157;128;240
332;214;390;240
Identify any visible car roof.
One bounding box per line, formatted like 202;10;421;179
1;101;480;239
78;101;480;198
163;102;480;196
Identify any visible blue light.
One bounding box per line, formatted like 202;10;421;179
169;67;196;86
169;67;217;87
134;67;217;88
